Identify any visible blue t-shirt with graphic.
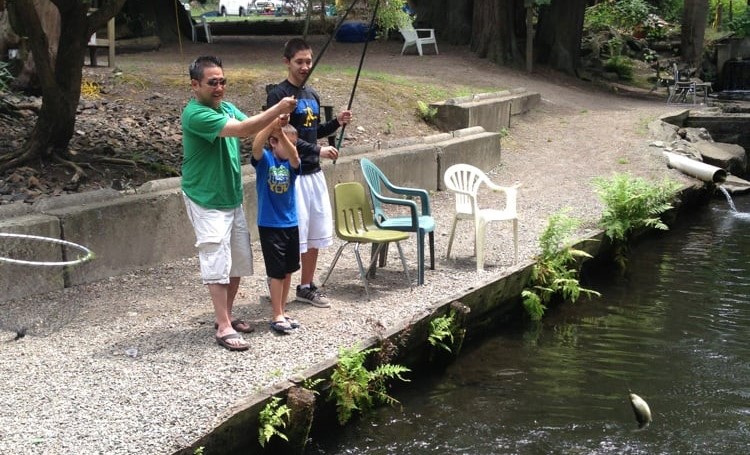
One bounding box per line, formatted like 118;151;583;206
251;149;298;228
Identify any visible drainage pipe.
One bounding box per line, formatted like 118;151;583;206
663;151;728;183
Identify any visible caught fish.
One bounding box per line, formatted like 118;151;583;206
629;391;652;429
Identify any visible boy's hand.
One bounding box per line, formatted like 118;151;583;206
320;145;339;160
279;114;290;127
337;110;352;125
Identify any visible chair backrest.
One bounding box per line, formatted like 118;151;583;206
443;164;483;217
399;21;418;42
359;158;390;223
334;182;377;240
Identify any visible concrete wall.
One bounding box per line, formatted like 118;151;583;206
430;89;541;133
0;127;500;303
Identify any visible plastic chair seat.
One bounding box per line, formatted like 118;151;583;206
378;215;436;233
443;163;520;271
321;182;411;300
360;158;436;286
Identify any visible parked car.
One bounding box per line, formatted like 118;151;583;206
219;0;252;16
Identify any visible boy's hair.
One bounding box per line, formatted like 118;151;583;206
281;124;298;138
283;38;312;60
189;56;222;81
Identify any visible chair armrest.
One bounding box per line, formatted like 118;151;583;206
378;180;432;216
370;191;420;227
415;29;435;38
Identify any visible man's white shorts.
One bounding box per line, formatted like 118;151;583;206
295;171;333;253
183;194;253;284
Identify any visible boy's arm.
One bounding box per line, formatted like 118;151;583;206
220;96;296;138
252;120;277;161
279;131;300;170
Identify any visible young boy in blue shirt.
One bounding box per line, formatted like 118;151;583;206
251;115;301;334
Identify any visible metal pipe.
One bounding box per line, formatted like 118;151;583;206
663;151;727;183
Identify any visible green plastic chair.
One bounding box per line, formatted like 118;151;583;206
360;158;435;286
321;182;412;300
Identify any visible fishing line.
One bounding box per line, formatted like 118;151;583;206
0;232;94;267
333;0;380;164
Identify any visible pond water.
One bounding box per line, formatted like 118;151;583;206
305;195;750;454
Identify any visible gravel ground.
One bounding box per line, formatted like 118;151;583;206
0;48;693;453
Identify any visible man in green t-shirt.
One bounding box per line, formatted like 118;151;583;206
182;55;297;351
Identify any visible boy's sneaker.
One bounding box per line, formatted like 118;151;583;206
295;284;331;308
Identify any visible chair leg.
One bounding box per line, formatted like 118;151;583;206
416;42;423;56
321;242;350;287
446;217;458;259
394;241;412;290
353;243;371;300
416;231;425;286
476;221;486;272
428;231;435;270
512;219;518;264
434;42;439;55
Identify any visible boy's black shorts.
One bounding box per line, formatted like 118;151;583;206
258;226;300;279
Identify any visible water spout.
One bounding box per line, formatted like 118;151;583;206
719;185;737;212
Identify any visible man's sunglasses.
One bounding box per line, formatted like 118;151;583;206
205;78;227;87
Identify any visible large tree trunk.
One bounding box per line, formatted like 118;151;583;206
681;0;709;67
471;0;520;65
535;0;587;75
2;0;126;172
414;0;473;45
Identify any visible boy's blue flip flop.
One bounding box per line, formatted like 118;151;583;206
270;320;294;334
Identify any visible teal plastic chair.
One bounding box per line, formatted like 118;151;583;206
321;182;411;300
359;158;435;286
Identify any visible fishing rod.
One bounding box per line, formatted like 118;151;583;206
300;0;362;90
333;0;380;164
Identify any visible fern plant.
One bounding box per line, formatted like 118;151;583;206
593;173;680;270
258;396;290;448
328;346;410;425
416;100;438;123
428;311;456;353
522;209;601;320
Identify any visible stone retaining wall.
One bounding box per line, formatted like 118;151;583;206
0;127;500;303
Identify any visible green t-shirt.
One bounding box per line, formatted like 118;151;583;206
181;99;248;209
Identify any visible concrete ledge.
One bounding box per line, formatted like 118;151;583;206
430;89;541;133
0;127;500;303
0;215;65;300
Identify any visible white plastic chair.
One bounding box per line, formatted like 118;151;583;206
443;164;520;271
399;23;438;56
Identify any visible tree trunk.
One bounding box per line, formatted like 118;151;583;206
2;0;126;171
681;0;709;67
534;0;587;75
471;0;519;65
415;0;472;45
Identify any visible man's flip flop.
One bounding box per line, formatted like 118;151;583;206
214;319;255;333
215;333;249;351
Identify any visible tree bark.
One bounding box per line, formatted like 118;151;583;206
681;0;709;67
2;0;126;172
535;0;587;75
471;0;519;65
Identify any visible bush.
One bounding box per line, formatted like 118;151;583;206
604;55;635;81
585;0;653;32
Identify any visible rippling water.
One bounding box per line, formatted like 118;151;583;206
306;196;750;454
